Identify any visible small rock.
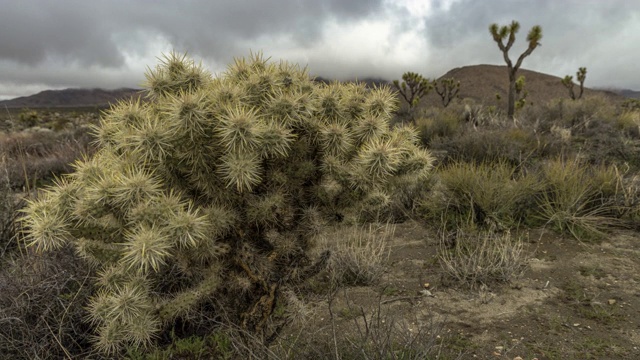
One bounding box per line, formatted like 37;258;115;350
423;282;430;289
608;299;617;305
419;289;434;297
573;323;580;327
513;357;524;360
495;346;504;351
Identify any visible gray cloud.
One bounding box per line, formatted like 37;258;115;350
421;0;640;88
0;0;639;99
0;0;383;67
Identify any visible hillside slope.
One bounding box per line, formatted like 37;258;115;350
0;88;143;108
426;64;623;107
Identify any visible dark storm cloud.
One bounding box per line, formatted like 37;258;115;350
0;0;383;68
0;1;125;67
0;0;639;99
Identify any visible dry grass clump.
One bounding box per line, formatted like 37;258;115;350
324;223;394;286
438;229;528;289
613;110;640;139
414;109;463;145
323;295;451;360
542;95;617;130
535;157;629;241
431;126;558;167
420;160;541;230
0;159;19;255
0;127;95;189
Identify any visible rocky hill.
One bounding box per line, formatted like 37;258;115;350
426;64;624;107
0;88;143;108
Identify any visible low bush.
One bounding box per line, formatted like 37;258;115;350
414;109;463;145
325;222;394;286
430;126;559;167
438;228;528;289
419;160;541;230
535;157;625;240
0;159;17;256
0;248;96;359
542;96;617;130
0;127;95;189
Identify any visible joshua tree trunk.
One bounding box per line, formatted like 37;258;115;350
507;71;516;118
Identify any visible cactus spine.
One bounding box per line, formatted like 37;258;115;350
21;52;433;353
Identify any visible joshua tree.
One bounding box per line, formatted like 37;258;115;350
561;67;587;100
489;20;542;119
434;78;460;108
21;52;433;354
392;72;432;113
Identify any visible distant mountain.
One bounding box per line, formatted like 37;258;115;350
609;89;640;99
427;64;624;107
0;88;143;108
2;67;636;110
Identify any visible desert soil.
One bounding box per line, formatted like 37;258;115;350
296;220;640;359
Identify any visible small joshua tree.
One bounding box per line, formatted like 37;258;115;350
392;72;432;113
434;78;460;108
21;52;433;354
561;67;587;100
489;20;542;120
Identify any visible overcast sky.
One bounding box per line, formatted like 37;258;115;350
1;0;639;100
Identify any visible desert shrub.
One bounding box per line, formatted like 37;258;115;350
17;109;39;128
125;330;238;360
438;228;527;289
535;157;625;240
621;98;640;111
543;96;617;131
20;52;433;354
325;222;393;286
0;159;25;258
419;160;542;230
255;291;452;360
430;126;558;167
414;109;463;145
535;96;640;167
612;110;640;139
0;127;95;189
621;174;640;224
0;248;97;359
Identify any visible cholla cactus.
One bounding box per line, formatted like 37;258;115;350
21;52;433;353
